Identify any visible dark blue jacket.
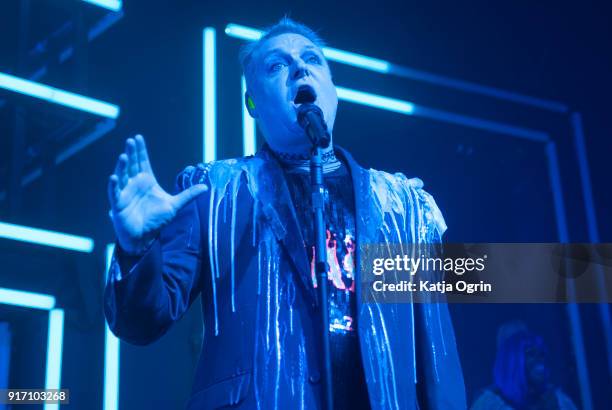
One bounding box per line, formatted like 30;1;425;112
104;145;466;409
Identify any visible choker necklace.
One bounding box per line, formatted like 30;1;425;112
272;149;342;174
273;150;337;162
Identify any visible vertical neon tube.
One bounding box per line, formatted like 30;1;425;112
103;244;119;410
44;309;64;410
546;142;593;410
571;112;612;382
241;76;256;156
203;28;217;162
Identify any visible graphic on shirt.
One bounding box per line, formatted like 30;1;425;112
343;233;356;292
309;228;356;333
283;165;357;336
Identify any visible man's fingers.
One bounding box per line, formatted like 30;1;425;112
135;134;154;174
107;174;121;209
125;138;139;177
172;184;209;211
114;153;129;189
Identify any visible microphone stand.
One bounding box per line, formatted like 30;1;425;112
310;146;334;410
298;103;334;410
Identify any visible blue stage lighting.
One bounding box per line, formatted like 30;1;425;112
241;77;256;156
225;24;390;73
0;221;94;253
203;28;217;162
0;288;56;310
0;290;63;410
81;0;122;12
0;72;119;119
103;244;120;410
44;309;64;410
225;24;262;41
322;47;390;73
336;86;414;114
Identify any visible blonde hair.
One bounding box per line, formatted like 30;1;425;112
239;17;326;88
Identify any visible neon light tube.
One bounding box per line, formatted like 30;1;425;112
0;288;55;310
203;28;217;162
0;221;94;253
241;77;256;156
0;72;119;119
44;309;64;410
225;24;390;72
336;86;414;114
81;0;122;12
103;244;120;410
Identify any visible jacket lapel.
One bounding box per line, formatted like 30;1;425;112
334;146;372;278
254;146;317;303
252;145;370;305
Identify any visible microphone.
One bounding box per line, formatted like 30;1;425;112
295;86;330;149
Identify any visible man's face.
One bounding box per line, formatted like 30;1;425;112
247;33;338;153
524;344;549;388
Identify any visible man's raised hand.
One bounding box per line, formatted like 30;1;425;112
107;135;208;255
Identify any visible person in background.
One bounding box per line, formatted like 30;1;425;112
471;321;577;410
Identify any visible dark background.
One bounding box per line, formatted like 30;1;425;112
0;0;610;409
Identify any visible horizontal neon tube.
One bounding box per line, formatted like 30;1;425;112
81;0;122;11
0;288;56;310
0;72;119;119
322;47;389;73
336;86;414;114
0;221;94;253
225;24;390;73
225;24;262;41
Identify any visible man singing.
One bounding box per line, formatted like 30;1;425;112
104;17;466;410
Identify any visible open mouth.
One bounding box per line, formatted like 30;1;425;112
294;85;316;104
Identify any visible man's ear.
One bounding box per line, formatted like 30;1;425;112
245;92;258;119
